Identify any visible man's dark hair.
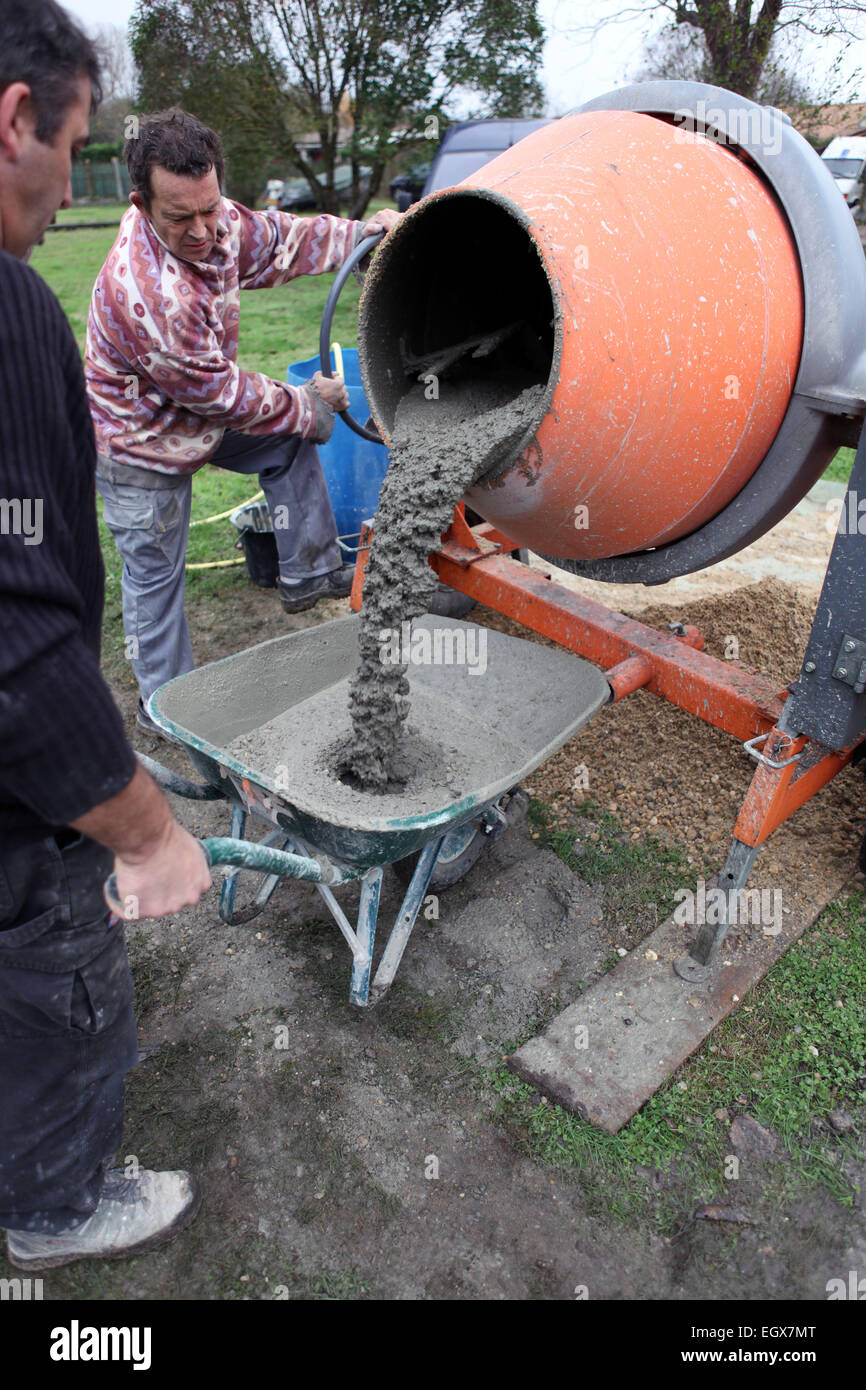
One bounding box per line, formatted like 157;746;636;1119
124;108;224;207
0;0;102;144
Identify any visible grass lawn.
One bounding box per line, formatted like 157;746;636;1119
497;800;866;1226
54;202;130;224
824;448;855;484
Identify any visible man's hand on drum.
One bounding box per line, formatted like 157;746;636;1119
361;208;402;239
308;370;350;413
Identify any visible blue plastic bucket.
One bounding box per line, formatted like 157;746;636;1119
287;349;389;548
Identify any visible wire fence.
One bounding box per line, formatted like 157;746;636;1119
71;160;131;202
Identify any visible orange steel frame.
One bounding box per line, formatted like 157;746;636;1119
350;506;861;851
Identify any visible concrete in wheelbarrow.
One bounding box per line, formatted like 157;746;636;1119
510;850;854;1133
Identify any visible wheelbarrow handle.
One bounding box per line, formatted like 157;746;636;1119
135;750;224;801
200;836;331;881
104;835;358;919
319;230;386;444
103;841;216;919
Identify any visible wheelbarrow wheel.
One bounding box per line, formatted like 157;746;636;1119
392;786;530;891
427;583;476;620
392;821;486;891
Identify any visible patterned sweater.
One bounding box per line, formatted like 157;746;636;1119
85;199;366;474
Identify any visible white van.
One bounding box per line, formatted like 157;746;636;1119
821;135;866;220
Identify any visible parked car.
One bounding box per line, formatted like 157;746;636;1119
389;162;431;211
263;178;285;208
422;118;551;198
264;164;372;212
821;135;866;221
275;176;317;210
388;122;552;211
332;163;372;207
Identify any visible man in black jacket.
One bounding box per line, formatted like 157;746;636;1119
0;0;211;1270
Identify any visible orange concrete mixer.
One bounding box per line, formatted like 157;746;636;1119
361;106;804;563
356;83;865;586
338;82;866;993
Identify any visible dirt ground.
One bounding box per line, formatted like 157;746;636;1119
511;485;863;890
16;484;866;1303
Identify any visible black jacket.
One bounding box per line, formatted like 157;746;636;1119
0;248;136;851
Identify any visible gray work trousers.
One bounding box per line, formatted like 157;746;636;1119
96;431;341;702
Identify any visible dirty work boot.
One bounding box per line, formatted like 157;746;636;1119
278;563;355;613
136;698;180;745
5;1169;201;1271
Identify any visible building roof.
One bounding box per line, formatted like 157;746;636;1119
788;100;866;147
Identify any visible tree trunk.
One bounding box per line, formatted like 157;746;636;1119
696;0;784;100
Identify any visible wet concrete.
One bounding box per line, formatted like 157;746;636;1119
224;652;520;825
215;615;607;837
336;371;545;790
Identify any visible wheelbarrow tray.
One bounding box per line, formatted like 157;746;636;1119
149;614;609;867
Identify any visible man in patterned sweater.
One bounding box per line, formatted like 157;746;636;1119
86;108;399;732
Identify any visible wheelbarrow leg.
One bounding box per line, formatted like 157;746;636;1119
350;867;384;1006
370;836;445;1003
219;806;249;923
218;806;295;926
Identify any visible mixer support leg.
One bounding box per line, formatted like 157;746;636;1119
674;838;759;981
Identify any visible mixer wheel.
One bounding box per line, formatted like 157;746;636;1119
427;583;476;620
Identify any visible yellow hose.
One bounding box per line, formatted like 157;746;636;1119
189;489;264;527
186;488;267;570
186;557;247;571
331;341;344;380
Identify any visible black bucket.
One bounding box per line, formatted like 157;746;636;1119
241;530;279;588
231;499;279;589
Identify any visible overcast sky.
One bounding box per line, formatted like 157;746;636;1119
63;0;865;111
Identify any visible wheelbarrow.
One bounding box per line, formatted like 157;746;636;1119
132;615;609;1006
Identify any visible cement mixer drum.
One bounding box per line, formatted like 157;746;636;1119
358;82;866;583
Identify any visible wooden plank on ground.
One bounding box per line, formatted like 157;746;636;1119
509;862;852;1133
